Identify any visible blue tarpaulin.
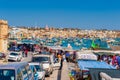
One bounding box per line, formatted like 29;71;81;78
77;60;115;70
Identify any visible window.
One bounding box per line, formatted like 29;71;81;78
22;68;27;78
29;65;36;73
0;69;15;80
25;65;33;80
32;57;49;62
17;69;22;80
26;65;32;75
27;68;32;75
10;53;19;56
34;65;42;71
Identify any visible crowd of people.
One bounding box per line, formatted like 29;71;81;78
8;42;37;57
8;42;120;80
9;42;120;70
97;54;120;69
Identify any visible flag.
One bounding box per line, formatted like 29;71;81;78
91;40;99;49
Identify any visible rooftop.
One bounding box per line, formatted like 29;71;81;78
0;20;8;24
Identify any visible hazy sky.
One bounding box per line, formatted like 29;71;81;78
0;0;120;30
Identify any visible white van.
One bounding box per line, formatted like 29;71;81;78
32;54;53;76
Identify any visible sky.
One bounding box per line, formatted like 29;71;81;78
0;0;120;30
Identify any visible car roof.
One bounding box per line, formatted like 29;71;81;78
0;62;28;70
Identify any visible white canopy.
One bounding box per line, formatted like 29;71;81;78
113;51;120;54
76;50;97;60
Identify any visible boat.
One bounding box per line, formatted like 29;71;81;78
108;41;120;50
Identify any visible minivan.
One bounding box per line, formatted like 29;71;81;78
0;62;34;80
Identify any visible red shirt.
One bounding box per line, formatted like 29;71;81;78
25;50;28;54
112;56;117;65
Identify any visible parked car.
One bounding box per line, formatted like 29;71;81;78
32;54;53;76
9;46;20;52
0;52;6;59
29;62;45;80
0;62;34;80
8;52;22;62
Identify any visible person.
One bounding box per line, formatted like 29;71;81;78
112;54;117;66
25;49;28;57
116;55;120;68
65;51;70;62
59;55;63;70
39;49;41;54
69;69;77;80
58;53;62;62
63;53;66;62
73;51;76;63
53;52;58;63
22;51;25;57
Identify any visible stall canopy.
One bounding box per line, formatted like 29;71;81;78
113;51;120;54
77;60;115;71
76;51;97;60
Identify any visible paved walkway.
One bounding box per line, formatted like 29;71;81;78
61;62;70;80
21;52;32;62
45;69;59;80
46;62;70;80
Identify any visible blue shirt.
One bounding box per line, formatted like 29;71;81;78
65;53;70;57
117;56;120;65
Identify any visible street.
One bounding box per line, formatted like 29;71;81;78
7;52;70;80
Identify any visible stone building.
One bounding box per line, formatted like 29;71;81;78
0;20;8;52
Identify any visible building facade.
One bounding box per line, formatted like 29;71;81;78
0;20;8;52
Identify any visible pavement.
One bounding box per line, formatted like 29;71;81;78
61;62;70;80
45;61;70;80
21;52;32;62
45;69;59;80
67;62;76;71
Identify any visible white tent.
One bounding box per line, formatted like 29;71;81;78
113;51;120;54
76;50;97;60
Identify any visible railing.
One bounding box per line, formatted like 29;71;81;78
100;72;120;80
